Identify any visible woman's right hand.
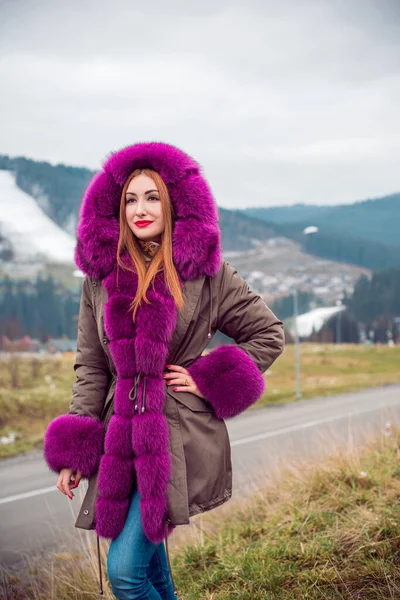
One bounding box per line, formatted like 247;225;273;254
57;468;83;500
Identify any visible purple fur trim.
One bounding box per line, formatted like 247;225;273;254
187;345;266;420
95;497;131;539
74;142;223;282
74;172;121;281
134;451;171;498
94;254;177;542
140;494;170;544
113;377;136;418
97;454;135;500
43;414;104;478
104;295;136;339
104;414;133;459
108;338;137;378
131;412;170;456
95;491;175;541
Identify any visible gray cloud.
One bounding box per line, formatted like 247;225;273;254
0;0;399;208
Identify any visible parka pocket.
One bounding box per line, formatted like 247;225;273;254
166;388;232;518
166;387;214;412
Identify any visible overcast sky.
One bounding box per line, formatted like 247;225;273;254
0;0;399;208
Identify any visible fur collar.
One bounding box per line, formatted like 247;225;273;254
74;142;223;282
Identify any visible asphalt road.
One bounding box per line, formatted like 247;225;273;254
1;384;400;571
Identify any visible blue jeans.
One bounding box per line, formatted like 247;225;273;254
107;485;177;600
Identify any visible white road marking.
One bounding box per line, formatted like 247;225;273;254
231;401;400;446
0;485;57;505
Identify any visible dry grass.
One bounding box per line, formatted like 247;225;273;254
0;354;74;458
2;429;400;598
0;531;113;600
256;343;400;406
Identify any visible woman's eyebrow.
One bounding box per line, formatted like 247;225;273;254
126;189;159;197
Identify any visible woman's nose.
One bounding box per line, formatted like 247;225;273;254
136;200;147;215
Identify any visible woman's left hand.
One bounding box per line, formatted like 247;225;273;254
164;364;205;399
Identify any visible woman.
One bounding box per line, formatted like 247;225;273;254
43;142;285;599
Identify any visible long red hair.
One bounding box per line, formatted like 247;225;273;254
116;168;184;321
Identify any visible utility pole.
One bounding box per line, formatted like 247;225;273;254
292;225;319;400
336;299;342;344
293;287;301;399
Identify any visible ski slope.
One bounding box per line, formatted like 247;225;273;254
294;305;346;338
0;170;75;264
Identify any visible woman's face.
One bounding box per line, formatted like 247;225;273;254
125;174;165;243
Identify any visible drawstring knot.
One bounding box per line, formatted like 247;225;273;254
96;534;104;596
129;372;146;414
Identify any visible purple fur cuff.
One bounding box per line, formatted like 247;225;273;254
187;345;266;420
43;414;105;478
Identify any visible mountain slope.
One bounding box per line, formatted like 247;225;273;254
243;193;400;247
218;208;281;251
0;155;94;236
0;170;75;264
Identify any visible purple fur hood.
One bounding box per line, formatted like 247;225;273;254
74;141;222;282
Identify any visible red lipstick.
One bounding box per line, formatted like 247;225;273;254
135;221;153;227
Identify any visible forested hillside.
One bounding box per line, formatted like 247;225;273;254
0;275;80;341
218;208;279;251
301;229;400;271
346;266;400;323
244;193;400;246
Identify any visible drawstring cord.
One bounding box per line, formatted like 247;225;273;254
129;372;142;413
165;520;178;597
207;275;212;339
96;534;104;596
141;375;146;413
129;372;147;414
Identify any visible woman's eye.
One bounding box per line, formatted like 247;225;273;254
125;196;158;204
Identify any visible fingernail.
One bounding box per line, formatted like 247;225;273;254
173;388;178;391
